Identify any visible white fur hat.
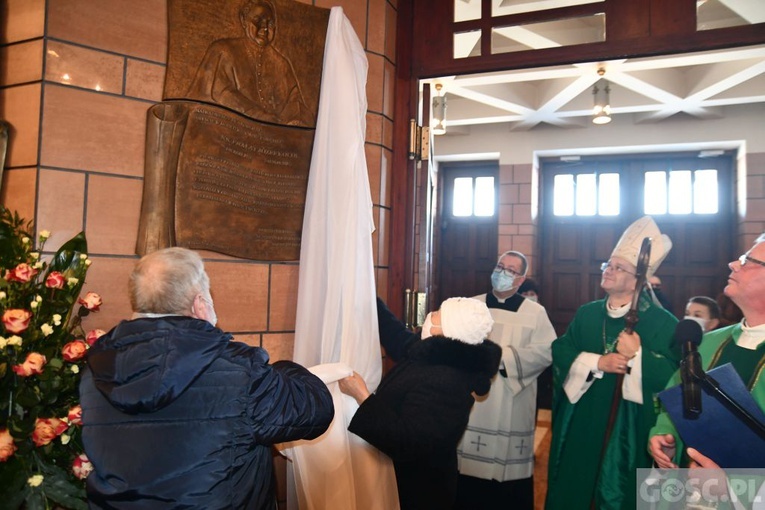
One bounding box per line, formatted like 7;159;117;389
439;297;494;345
611;216;672;278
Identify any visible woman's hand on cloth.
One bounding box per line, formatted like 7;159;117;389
339;372;371;405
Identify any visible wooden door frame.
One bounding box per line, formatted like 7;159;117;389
387;0;764;316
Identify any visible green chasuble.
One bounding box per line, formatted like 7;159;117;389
546;294;679;510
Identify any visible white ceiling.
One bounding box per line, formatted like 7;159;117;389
426;1;765;133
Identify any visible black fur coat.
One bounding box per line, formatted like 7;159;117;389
349;334;501;510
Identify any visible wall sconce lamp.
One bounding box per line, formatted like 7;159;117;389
432;84;447;135
592;68;612;125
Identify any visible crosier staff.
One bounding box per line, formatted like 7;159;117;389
591;237;652;509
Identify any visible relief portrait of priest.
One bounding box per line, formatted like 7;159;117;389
186;0;313;127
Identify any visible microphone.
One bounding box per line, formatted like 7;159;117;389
676;319;704;419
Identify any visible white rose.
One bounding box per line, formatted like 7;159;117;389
39;230;51;240
71;365;80;374
52;314;62;326
41;323;54;336
8;336;22;346
27;474;44;487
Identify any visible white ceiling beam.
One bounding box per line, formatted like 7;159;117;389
446;85;536;115
686;59;765;100
718;0;765;24
493;26;561;51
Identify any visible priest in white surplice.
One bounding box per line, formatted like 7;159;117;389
455;250;556;510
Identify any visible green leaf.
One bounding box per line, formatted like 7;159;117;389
0;458;29;509
49;232;88;273
16;384;42;407
24;490;46;510
41;463;88;509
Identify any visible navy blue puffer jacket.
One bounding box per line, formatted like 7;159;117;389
80;316;333;509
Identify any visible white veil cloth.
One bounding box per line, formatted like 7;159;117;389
279;7;399;510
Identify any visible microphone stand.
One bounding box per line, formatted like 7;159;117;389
691;366;765;440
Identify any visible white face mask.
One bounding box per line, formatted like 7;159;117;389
201;295;218;327
683;315;708;332
420;313;434;339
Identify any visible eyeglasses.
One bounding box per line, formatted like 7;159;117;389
738;253;765;269
600;262;636;276
494;264;524;278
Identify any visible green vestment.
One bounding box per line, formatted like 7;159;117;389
546;295;679;510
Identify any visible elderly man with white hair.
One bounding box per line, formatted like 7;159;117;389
546;216;680;510
649;233;765;506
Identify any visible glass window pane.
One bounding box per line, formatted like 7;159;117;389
453;177;474;217
697;0;757;31
668;170;692;214
576;174;596;216
644;171;667;215
491;14;605;55
474;177;495;216
493;0;604;17
454;30;481;59
455;0;481;22
694;169;719;214
554;174;574;216
598;173;620;215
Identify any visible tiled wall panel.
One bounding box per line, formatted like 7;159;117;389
47;0;168;63
36;168;86;248
44;41;124;93
85;174;143;255
2;0;45;43
40;85;148;176
0;168;37;221
206;261;269;332
1;39;44;86
1;83;41;167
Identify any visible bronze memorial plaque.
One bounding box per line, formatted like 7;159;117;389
175;104;312;259
136;0;329;260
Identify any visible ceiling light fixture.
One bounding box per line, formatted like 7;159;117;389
592;67;612;125
432;84;447;135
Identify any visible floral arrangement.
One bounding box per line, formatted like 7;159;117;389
0;206;104;509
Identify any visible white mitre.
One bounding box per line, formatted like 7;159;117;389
611;216;672;277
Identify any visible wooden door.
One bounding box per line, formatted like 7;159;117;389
540;153;735;336
436;162;499;305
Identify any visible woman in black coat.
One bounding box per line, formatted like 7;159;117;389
340;297;502;510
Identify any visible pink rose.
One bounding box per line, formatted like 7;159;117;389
85;329;106;346
12;352;47;377
0;429;17;462
72;453;93;479
78;292;102;311
32;417;68;447
45;271;66;289
67;405;83;426
62;340;88;362
4;263;37;283
2;309;32;334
